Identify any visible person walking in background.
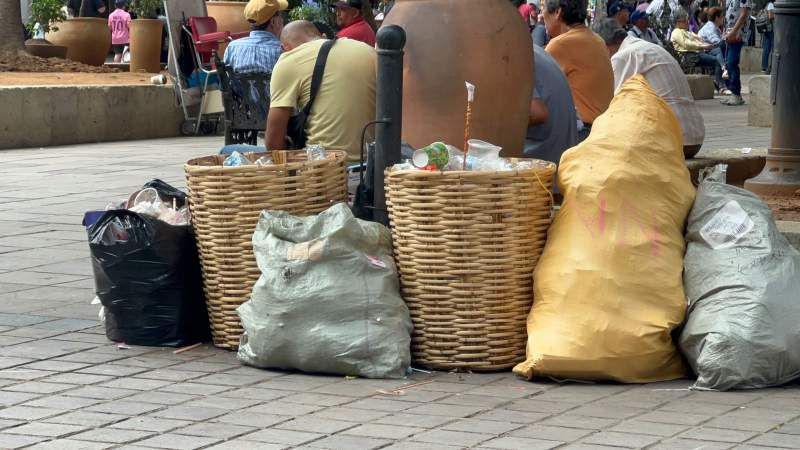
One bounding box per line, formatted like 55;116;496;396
543;0;614;141
721;0;753;106
594;18;705;158
757;1;774;73
333;0;375;47
108;0;131;63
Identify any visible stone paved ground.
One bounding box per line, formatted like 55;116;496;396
0;90;795;450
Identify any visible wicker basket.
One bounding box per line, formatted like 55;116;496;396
185;150;347;349
385;161;556;371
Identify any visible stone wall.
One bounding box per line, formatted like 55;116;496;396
748;75;773;127
0;85;183;150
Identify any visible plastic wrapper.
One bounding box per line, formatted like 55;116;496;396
306;145;327;161
255;156;273;166
513;75;695;383
223;151;252;167
678;166;800;390
89;209;210;347
237;203;413;378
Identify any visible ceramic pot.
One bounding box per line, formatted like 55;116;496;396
382;0;534;157
130;19;163;73
24;39;68;59
48;18;111;66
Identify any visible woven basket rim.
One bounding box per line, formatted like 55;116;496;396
185;150;348;173
386;159;556;177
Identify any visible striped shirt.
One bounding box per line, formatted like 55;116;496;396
611;36;705;146
223;30;282;74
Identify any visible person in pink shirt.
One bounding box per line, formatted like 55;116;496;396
108;0;132;63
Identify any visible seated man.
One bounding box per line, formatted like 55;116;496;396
223;0;286;74
594;18;705;158
671;9;724;91
333;0;376;47
543;0;614;141
607;0;630;28
628;10;661;45
525;44;578;167
266;20;376;161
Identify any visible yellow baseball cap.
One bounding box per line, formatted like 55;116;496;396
244;0;289;25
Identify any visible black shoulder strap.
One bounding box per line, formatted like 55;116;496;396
302;39;336;116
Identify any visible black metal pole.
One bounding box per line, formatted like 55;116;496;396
744;0;800;195
373;25;406;226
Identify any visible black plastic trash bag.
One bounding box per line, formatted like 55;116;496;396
89;209;210;347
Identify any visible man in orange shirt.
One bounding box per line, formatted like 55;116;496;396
542;0;614;141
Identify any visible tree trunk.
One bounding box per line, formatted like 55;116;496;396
0;0;26;54
361;0;377;31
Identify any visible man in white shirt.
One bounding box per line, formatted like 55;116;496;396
593;18;706;158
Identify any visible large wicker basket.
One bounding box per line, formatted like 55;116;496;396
385;161;556;371
185;150;347;349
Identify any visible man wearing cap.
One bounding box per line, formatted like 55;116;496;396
628;9;661;45
607;0;630;28
223;0;286;74
333;0;376;47
593;18;705;158
266;20;376;161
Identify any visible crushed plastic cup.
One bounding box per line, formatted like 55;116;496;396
467;139;502;160
306;145;327;161
223;151;252;167
255;156;273;166
412;142;449;170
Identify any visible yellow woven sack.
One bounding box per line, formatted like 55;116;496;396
513;75;696;383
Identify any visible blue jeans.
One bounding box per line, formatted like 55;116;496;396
726;41;744;96
708;47;726;71
219;144;264;156
762;31;773;72
697;52;724;89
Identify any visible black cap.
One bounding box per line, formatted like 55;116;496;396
333;0;362;9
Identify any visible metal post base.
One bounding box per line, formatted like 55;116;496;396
744;148;800;196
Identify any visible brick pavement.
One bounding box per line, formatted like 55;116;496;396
0;92;795;449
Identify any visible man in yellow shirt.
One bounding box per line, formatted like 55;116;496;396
671;10;723;89
266;20;376;161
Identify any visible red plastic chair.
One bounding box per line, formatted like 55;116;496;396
189;16;230;66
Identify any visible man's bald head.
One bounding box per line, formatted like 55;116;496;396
281;20;324;51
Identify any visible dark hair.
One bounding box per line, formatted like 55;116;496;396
545;0;588;25
707;6;723;21
512;0;526;7
251;19;270;31
313;20;336;39
592;17;627;45
700;0;709;8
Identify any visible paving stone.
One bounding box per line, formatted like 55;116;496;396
23;394;100;410
213;412;291;428
0;368;55;381
180;396;262;411
0;434;47;449
275;416;358;434
98;378;173;391
76;364;147;377
0;314;54;327
581;431;662;448
244;401;325;417
473;409;549;424
0;390;42;406
0;336;34;346
506;399;580;414
403;402;488;418
680;427;759;443
649;438;734;449
436;393;510;407
156;382;233;396
3;422;89;437
241;428;324;445
512;424;594;442
636;410;713;426
254;376;338;392
27;439;113;449
85;400;164;416
53;352;128;364
130;433;222;449
415;381;476;393
0;419;24;431
3;381;76;394
705;414;784;433
47;332;110;344
609;420;690;437
306;434;390;450
42;373;113;386
191;373;266;387
109;417;193;433
748;432;800;448
150;406;228;421
281;392;357;407
206;440;285;450
659;401;739;416
167;361;237;373
568;404;647;420
344;423;427;439
374;413;456;429
776;423;800;435
436;418;521;435
124;391;198;405
411;429;494;447
333;397;417;413
175;422;257;439
479;436;564;450
133;369;206;382
219;387;292;401
28;318;98;332
64;386;137;400
0;405;64;420
0;357;36;371
44;411;127;427
108;357;179;369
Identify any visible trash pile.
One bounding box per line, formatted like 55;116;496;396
392;139;545;172
222;145;329;167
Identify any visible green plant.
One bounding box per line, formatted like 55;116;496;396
27;0;67;35
130;0;162;18
288;4;327;22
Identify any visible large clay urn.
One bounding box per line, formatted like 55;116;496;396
24;39;68;59
130;19;163;73
382;0;534;157
48;18;112;66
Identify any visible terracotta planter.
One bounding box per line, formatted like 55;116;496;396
48;18;111;66
383;0;533;157
206;1;249;33
130;19;163;74
24;39;68;59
